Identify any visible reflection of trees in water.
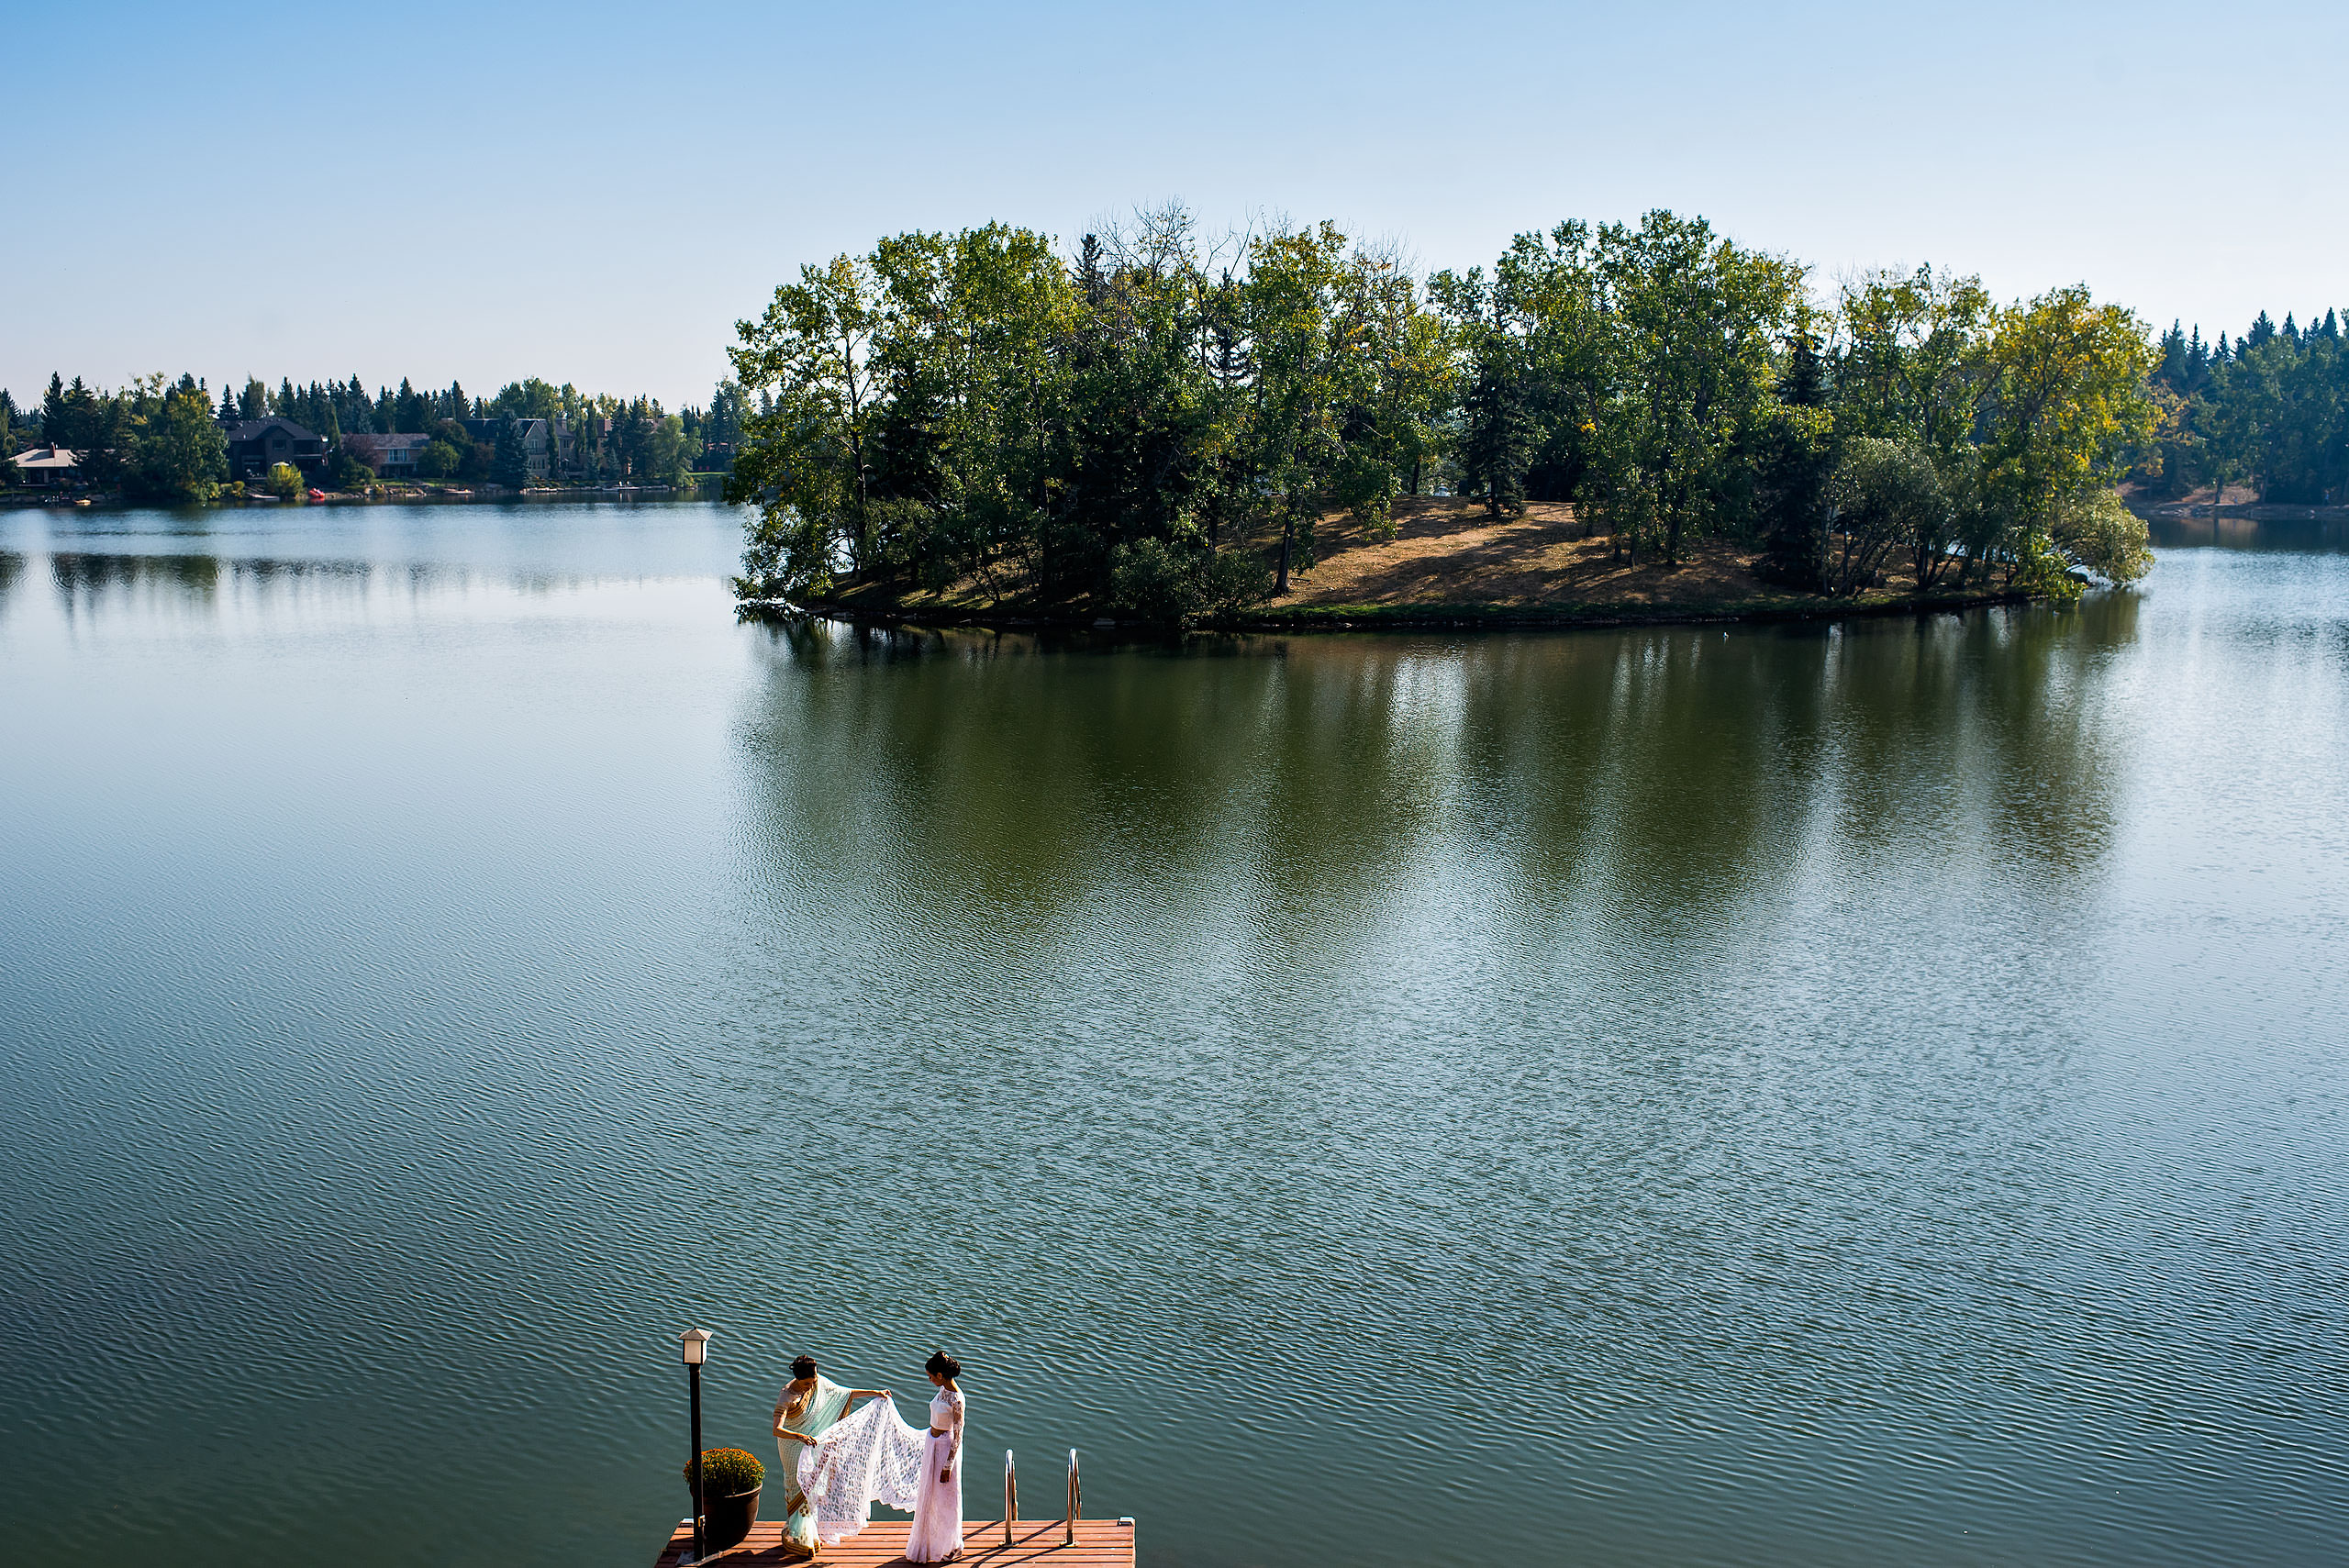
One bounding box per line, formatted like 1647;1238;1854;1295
50;551;224;617
0;550;23;606
736;605;2137;950
2149;517;2349;553
36;553;507;624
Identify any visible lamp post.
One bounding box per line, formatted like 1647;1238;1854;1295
680;1329;712;1564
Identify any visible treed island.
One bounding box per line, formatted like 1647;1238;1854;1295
9;206;2347;631
721;206;2349;629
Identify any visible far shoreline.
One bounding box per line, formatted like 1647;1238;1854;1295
1;484;727;510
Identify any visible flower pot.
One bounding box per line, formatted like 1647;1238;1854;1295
706;1485;762;1551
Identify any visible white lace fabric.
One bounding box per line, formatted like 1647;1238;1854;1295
794;1396;928;1545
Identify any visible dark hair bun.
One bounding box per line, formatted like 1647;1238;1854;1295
791;1356;818;1379
925;1350;961;1381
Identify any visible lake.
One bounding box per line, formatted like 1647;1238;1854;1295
2;501;2343;1567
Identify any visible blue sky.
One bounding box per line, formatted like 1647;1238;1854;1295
8;0;2344;410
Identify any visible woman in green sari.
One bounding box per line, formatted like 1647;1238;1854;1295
774;1356;888;1553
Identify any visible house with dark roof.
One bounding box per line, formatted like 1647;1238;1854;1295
223;417;328;480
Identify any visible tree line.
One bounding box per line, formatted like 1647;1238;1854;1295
2137;310;2348;505
1;373;749;500
727;206;2190;621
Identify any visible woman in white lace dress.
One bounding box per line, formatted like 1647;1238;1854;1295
905;1351;965;1563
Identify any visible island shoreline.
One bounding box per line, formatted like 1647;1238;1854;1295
744;584;2036;635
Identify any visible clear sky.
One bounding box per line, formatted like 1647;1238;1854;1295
8;0;2344;411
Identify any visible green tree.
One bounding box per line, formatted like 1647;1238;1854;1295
327;444;374;492
1454;331;1532;516
1832;266;1993;461
2054;488;2153;585
1239;220;1356;594
124;376;229;503
1821;438;1948;596
1742;316;1834;587
729;254;889;596
416;439;462;479
638;416;694;487
492;420;532;488
1974;286;2156;588
1577;212;1804;563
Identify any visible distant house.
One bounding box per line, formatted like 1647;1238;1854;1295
223;417;328;479
340;431;431;477
460;416;555;481
6;445;79;487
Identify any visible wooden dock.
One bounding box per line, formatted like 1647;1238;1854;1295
653;1518;1136;1568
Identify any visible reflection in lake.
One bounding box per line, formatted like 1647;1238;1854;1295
2149;512;2349;553
740;599;2135;943
0;505;2344;1568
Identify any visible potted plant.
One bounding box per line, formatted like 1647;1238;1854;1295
685;1447;765;1551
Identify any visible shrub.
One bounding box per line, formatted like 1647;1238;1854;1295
264;462;304;500
2055;488;2153;586
1110;538;1272;628
685;1448;764;1496
417;439;462;479
327;449;375;492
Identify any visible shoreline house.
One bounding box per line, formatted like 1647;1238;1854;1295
460;416;557;482
223;417;328;480
6;445;80;487
340;431;431;479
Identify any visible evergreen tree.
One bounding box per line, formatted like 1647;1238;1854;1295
218;384;239;421
1075;232;1107;310
2245;312;2275;350
47;376;101;451
1754;329;1834;587
1456;334;1532;517
491;419;530;488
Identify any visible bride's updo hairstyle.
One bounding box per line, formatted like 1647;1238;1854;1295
926;1350;961;1381
792;1356;818;1379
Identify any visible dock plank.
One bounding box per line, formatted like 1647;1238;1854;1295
654;1518;1135;1567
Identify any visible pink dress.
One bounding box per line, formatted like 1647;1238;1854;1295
905;1385;964;1562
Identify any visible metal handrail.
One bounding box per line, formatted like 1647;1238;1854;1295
1064;1448;1080;1545
1004;1450;1017;1546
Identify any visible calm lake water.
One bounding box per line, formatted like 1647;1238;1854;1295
3;502;2344;1568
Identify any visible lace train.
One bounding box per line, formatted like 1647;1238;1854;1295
793;1396;928;1546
